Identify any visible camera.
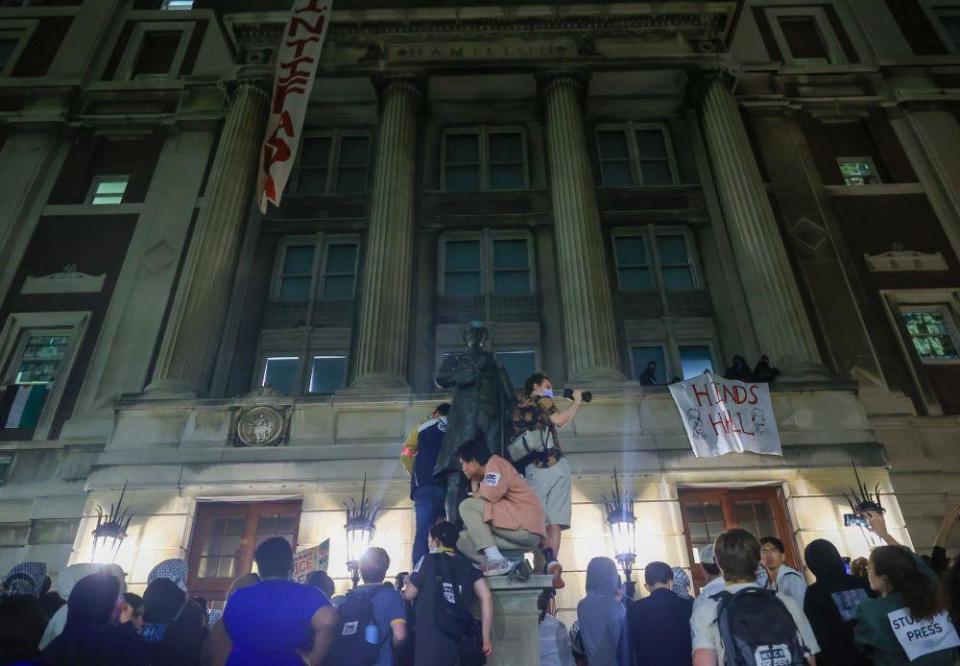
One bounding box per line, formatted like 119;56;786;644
562;388;592;403
843;513;868;528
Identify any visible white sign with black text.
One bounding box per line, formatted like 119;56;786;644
668;372;782;458
887;608;960;662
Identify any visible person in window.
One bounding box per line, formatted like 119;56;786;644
404;520;494;665
723;355;751;382
456;438;546;577
638;361;661;386
400;402;452;569
42;571;147;666
750;354;780;383
508;372;583;588
803;539;873;666
855;545;959;665
206;537;337;666
757;536;807;608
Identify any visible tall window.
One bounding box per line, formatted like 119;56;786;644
440;233;533;296
0;22;31;76
442;127;527;192
117;23;194;80
1;331;68;430
495;350;536;389
596;123;676;187
901;306;960;362
272;237;360;304
612;228;698;292
764;7;848;65
295;132;371;195
260;354;347;396
133;31;182;77
933;7;960;52
0;37;18;74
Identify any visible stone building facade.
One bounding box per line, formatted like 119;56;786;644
0;0;958;619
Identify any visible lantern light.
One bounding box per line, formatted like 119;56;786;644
601;469;637;594
90;482;133;565
344;474;380;589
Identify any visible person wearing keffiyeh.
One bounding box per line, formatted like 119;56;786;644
671;566;692;600
148;559;190;592
2;561;47;597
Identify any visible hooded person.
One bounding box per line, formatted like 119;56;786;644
3;561;47;597
803;539;873;666
142;577;207;666
42;571;147;666
148;559;190;592
576;557;628;666
39;562;125;650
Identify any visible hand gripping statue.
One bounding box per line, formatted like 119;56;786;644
433;321;518;523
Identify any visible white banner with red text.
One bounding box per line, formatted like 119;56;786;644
257;0;332;213
668;372;782;458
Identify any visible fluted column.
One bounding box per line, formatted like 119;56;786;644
541;74;623;384
350;78;421;389
698;74;821;365
147;82;269;397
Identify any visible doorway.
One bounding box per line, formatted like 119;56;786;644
678;486;799;591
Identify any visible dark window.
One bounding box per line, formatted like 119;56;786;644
613;230;697;292
309;356;347;394
778;15;828;60
495;350;536;388
444;240;482;296
597;125;675;187
133;30;181;77
295;133;370;195
297;138;331;194
0;38;19;72
443;129;525;192
631;346;666;383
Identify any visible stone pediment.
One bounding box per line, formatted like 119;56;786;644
864;247;948;273
21;264;106;295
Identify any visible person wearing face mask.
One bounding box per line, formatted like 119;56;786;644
508;372;583;589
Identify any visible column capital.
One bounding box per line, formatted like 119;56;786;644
688;68;738;105
371;74;425;111
220;77;272;104
536;70;590;101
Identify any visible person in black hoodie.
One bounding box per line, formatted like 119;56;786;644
803;539;873;666
142;576;207;666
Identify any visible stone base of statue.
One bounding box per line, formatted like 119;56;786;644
486;573;554;666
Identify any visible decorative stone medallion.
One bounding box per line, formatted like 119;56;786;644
230;405;291;447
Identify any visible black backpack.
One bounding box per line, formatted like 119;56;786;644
713;587;809;666
433;553;474;640
326;584;388;665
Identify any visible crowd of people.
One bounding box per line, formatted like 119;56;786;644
3;504;957;665
637;354;781;386
0;364;957;665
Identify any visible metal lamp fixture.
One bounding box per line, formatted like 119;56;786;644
601;469;637;592
344;474;381;589
90;482;133;565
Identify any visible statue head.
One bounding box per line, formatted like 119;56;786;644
463;321;489;349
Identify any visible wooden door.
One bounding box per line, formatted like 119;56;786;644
186;500;301;606
679;486;799;591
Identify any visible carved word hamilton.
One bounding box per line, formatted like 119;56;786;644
388;40;574;61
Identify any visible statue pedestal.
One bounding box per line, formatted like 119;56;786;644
486;574;554;666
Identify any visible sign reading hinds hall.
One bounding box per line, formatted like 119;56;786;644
0;0;956;624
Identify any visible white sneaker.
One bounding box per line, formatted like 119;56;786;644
482;559;514;577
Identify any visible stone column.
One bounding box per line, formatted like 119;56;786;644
350;78;421;390
486;574;554;666
541;74;623;384
147;82;269;397
698;74;822;366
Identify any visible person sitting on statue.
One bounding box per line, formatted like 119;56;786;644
456;438;546;577
508;372;583;589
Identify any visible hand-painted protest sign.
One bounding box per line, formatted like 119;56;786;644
293;539;330;583
887;608;960;662
257;0;333;213
668;372;782;458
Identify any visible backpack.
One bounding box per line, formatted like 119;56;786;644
713;587;808;666
326;584;388;665
432;553;474;641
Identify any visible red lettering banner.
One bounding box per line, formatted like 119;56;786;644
257;0;333;213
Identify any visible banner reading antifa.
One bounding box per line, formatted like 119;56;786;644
669;372;782;458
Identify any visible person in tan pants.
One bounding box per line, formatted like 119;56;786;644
455;438;546;577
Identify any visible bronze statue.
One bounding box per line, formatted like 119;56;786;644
433;321;518;521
